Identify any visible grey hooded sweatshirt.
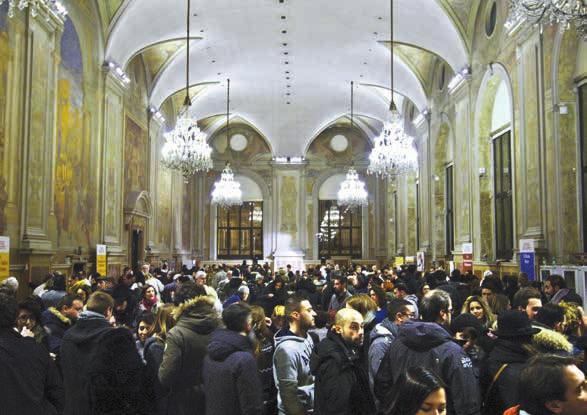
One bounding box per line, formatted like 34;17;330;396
273;328;315;415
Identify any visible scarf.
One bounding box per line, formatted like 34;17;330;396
141;295;158;311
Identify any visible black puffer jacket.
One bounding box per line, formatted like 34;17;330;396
158;296;220;415
203;328;263;415
310;330;376;415
41;307;73;355
374;320;481;415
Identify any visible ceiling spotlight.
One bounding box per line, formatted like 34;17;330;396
284;61;289;64
200;29;204;32
363;62;367;65
284;52;289;55
286;76;290;79
281;15;286;19
286;102;291;104
373;31;378;35
285;70;290;74
281;30;287;34
378;16;382;20
286;84;291;88
282;42;288;46
212;60;216;63
217;72;222;75
286;92;291;96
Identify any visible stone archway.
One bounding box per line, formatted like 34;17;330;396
473;63;514;261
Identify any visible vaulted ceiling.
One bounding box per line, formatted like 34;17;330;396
100;0;478;156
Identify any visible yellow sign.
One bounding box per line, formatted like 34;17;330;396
0;237;9;281
96;244;107;276
394;256;405;266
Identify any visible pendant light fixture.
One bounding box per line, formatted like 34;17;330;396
367;0;418;178
160;0;212;179
211;79;243;208
337;81;368;210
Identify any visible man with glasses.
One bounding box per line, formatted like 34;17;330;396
374;289;481;415
367;299;415;394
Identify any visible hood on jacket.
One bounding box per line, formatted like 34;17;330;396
46;307;71;324
173;295;220;334
370;318;399;342
274;327;312;347
397;320;452;352
207;328;253;361
532;326;573;354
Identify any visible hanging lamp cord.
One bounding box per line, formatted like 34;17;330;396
227;78;230;143
184;0;191;107
389;0;396;112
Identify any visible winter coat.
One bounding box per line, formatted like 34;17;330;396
88;328;155;415
328;290;352;314
60;311;113;415
374;320;481;415
310;330;376;415
158;296;220;415
550;288;583;305
273;328;315;415
203;328;264;415
41;307;73;355
144;336;168;415
368;318;399;391
256;334;278;415
0;328;64;415
481;339;535;415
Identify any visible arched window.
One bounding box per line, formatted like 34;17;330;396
217;175;263;259
318;174;363;259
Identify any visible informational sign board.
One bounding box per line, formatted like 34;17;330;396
394;256;405;267
519;239;536;281
0;236;8;281
96;244;107;277
462;242;473;272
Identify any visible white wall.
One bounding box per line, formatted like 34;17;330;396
318;173;346;200
491;80;512;132
235;174;263;201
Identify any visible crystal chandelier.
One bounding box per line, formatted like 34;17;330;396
0;0;67;19
160;0;212;179
506;0;587;39
211;163;242;208
367;0;418;179
337;82;368;210
337;166;368;210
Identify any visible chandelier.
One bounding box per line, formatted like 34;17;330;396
0;0;67;19
160;0;212;179
337;82;368;210
367;0;418;179
338;166;368;210
211;163;242;208
506;0;587;39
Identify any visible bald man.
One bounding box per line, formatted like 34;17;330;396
310;308;376;415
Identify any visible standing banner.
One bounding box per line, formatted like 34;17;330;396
462;242;473;272
0;236;9;282
519;239;536;281
417;251;425;272
96;244;107;277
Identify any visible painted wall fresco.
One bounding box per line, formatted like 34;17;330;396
124;116;147;193
0;3;8;235
54;19;96;246
125;56;149;122
210;123;272;163
156;167;172;248
280;176;297;241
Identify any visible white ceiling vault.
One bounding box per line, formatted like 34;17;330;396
105;0;469;156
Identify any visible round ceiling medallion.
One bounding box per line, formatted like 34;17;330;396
230;134;248;151
330;134;349;152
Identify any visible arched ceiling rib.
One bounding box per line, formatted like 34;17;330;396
105;0;468;156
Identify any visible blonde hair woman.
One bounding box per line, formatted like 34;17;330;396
461;295;496;329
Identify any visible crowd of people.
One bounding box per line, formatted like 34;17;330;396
1;260;587;415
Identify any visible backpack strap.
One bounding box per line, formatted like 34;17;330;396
483;363;509;408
